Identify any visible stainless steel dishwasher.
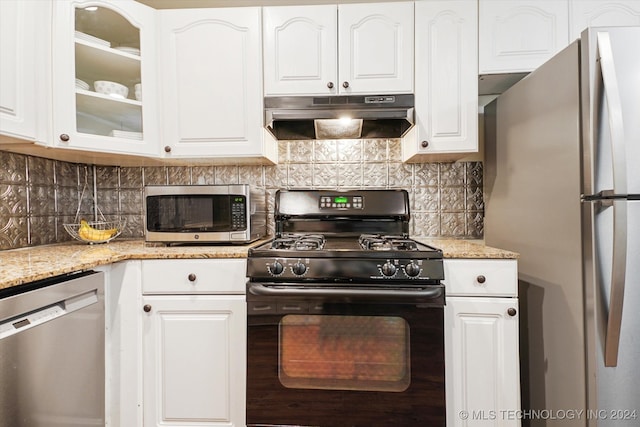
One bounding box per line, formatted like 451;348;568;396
0;270;105;427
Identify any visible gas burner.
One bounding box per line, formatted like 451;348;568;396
271;233;326;251
359;234;419;251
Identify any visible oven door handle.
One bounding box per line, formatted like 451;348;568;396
247;282;444;300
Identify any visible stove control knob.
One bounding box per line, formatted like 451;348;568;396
292;261;307;276
269;261;284;275
381;261;397;277
404;262;421;277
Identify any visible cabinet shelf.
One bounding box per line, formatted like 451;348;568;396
76;89;142;133
75;40;141;90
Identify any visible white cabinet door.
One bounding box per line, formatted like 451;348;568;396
445;297;521;427
569;0;640;41
479;0;569;73
338;2;414;94
52;0;159;156
0;0;48;142
403;0;477;162
263;5;338;96
263;2;413;96
159;7;274;162
142;295;246;427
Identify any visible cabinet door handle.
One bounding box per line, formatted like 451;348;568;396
164;145;172;153
476;275;486;284
143;304;152;313
327;82;334;89
421;140;430;148
342;81;349;88
60;134;70;142
188;273;197;282
507;307;517;317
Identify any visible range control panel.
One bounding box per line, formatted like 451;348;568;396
319;195;363;209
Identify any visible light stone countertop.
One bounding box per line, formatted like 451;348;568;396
0;238;517;290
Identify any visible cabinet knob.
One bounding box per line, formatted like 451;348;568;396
421;140;429;148
327;82;334;89
507;307;517;317
342;81;349;89
143;304;152;313
60;134;70;142
188;273;197;282
164;145;172;153
476;275;486;284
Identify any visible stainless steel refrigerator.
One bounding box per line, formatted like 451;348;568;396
485;26;640;427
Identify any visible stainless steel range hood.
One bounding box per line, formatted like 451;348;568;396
265;94;414;140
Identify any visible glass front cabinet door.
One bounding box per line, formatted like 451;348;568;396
52;0;158;156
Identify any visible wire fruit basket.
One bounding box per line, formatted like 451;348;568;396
63;167;126;244
64;218;126;244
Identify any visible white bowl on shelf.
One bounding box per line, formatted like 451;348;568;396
94;80;128;99
134;83;142;101
75;78;90;91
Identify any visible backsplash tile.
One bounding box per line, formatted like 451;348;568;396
1;140;484;250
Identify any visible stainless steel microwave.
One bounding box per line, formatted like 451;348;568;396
144;185;267;244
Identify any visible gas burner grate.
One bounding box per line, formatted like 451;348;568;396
271;233;326;250
358;234;419;251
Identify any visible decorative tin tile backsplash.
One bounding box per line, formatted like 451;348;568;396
1;140;483;250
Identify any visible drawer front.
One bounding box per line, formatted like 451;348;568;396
443;259;517;296
141;259;247;294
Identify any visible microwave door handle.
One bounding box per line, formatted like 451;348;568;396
597;31;628;367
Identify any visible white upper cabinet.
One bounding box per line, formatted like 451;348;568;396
159;7;276;163
569;0;640;41
263;6;337;96
403;0;478;162
52;0;159;156
263;2;414;96
338;2;414;95
0;0;49;142
479;0;569;74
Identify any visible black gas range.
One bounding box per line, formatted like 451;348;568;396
246;189;445;301
245;189;447;427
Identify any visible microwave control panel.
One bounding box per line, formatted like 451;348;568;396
231;196;246;230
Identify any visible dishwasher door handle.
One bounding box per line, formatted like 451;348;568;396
0;289;99;340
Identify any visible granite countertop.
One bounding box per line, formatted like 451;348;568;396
0;238;518;290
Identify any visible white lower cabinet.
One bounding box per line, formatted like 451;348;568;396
444;259;521;427
141;259;247;427
111;259;248;427
142;295;246;427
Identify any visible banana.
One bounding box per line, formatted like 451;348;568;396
78;219;118;242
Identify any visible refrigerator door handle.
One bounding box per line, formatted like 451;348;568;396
596;31;629;367
596;31;628;196
602;199;627;367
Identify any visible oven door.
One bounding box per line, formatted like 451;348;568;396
246;282;446;427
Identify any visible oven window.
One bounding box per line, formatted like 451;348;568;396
278;315;410;392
